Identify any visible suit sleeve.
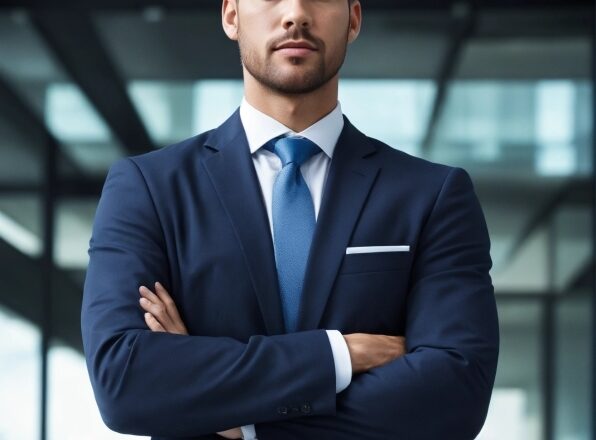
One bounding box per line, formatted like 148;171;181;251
81;158;337;437
254;166;500;440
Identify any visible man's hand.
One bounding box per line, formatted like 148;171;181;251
139;282;243;439
139;282;189;335
343;333;407;374
216;428;243;439
139;283;406;437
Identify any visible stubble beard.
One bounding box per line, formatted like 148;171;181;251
238;26;349;95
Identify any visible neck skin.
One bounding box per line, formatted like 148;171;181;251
243;67;339;133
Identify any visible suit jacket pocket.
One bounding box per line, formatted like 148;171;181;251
339;250;413;274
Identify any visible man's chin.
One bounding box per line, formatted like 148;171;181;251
269;67;326;89
244;60;330;94
267;77;326;95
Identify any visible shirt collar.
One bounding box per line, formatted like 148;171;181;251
239;97;344;158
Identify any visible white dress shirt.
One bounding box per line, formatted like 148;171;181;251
238;98;353;440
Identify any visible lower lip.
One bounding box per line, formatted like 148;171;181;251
275;47;316;57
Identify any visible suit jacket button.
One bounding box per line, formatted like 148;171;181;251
301;403;311;414
277;406;288;415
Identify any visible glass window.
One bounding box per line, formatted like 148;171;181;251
554;293;591;440
48;341;147;440
0;193;43;440
0;306;41;440
481;300;545;439
339;80;436;157
431;80;592;176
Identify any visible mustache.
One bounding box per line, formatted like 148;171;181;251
268;27;324;51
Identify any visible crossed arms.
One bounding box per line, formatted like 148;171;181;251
81;158;499;439
138;282;407;439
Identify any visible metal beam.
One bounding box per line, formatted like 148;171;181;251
420;4;476;155
496;290;584;299
503;178;592;267
39;126;57;440
568;258;595;291
591;6;596;439
542;295;556;440
31;11;155;156
0;0;592;11
0;178;105;197
0;238;83;352
0;73;83;177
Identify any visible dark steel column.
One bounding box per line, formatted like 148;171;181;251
543;296;555;440
40;133;58;440
592;3;596;439
543;218;557;440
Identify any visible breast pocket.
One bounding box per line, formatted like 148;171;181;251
339;249;413;274
328;249;413;334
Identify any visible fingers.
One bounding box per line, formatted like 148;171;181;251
139;285;162;305
144;313;166;332
139;286;175;330
154;281;175;306
154;282;184;322
153;282;188;334
139;283;189;335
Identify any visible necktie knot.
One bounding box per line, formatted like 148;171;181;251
268;136;321;167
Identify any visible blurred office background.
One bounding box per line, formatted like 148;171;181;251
0;0;593;439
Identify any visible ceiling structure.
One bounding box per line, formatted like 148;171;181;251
0;0;593;350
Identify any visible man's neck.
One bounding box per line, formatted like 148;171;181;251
243;70;339;132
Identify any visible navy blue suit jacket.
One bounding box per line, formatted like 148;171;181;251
81;110;499;440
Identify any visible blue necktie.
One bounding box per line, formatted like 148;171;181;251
265;136;321;333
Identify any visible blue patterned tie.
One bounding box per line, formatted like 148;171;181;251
265;136;321;333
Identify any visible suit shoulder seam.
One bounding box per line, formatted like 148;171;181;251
125;157;169;251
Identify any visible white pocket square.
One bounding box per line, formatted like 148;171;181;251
345;245;410;255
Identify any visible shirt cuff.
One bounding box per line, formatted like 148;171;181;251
240;424;257;440
325;329;352;393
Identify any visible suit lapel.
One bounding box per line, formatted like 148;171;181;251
201;110;285;335
297;118;381;331
200;111;380;334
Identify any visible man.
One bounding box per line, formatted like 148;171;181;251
81;0;499;439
